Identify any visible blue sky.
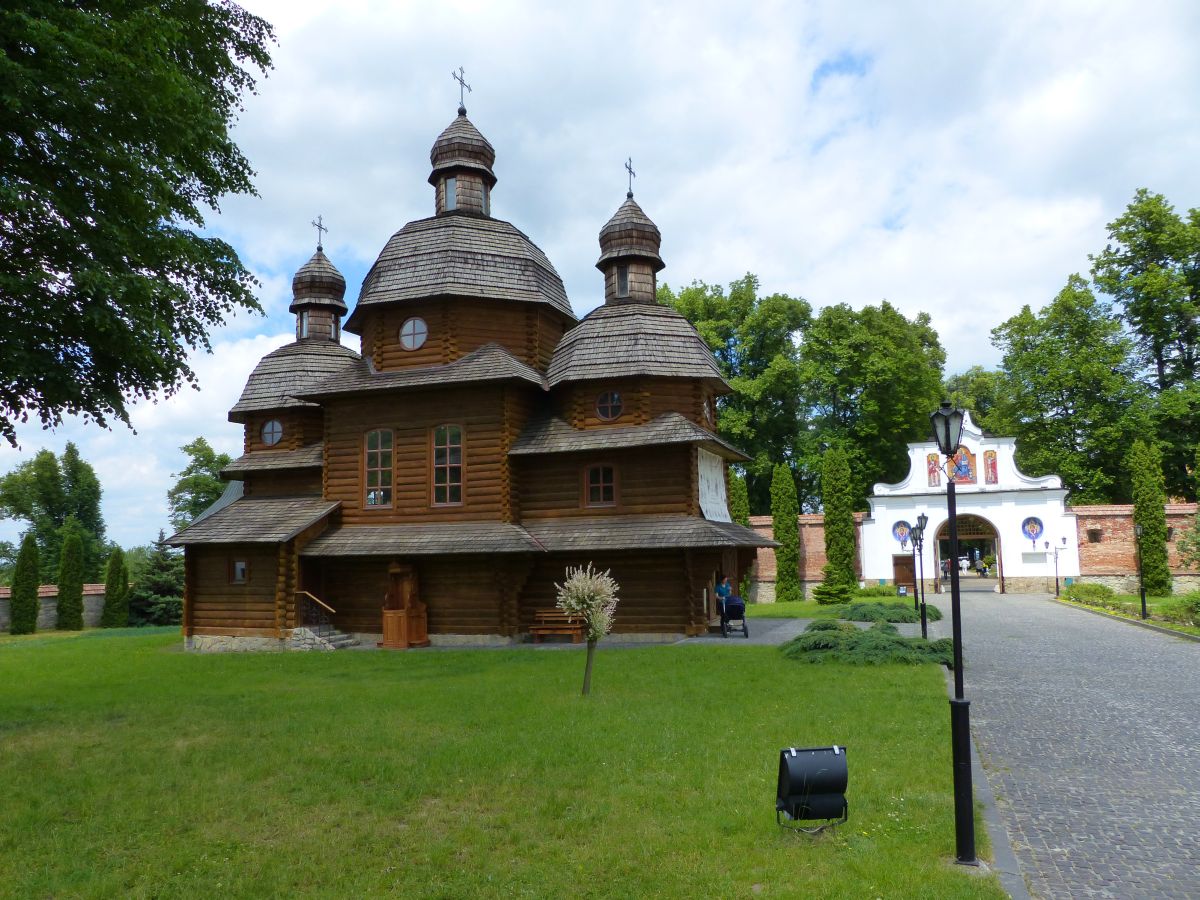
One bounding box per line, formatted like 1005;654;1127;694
3;0;1199;549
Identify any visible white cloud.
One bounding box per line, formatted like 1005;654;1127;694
4;0;1199;548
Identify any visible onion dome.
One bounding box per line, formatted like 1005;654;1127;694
289;247;347;315
596;193;664;273
428;107;497;188
547;303;728;390
228;340;361;423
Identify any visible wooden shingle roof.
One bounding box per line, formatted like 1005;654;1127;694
228;340;361;422
301;522;541;557
290;248;347;313
428;109;497;187
344;215;574;332
221;443;324;477
547;304;728;389
525;515;777;551
298;342;546;401
596;193;664;271
510;412;748;460
166;497;339;546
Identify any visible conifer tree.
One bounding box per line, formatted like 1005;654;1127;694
56;525;85;630
127;530;185;626
9;533;39;634
1127;440;1172;596
729;471;751;527
770;464;801;603
101;547;130;628
821;447;858;589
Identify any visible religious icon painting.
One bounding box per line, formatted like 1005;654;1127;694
984;450;998;485
927;453;941;487
950;446;977;484
1021;517;1044;544
892;521;911;544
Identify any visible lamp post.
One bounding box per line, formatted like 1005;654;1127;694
915;512;929;639
1052;536;1065;597
910;530;919;611
1135;523;1147;619
929;401;976;866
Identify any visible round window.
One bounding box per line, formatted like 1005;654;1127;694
596;391;623;421
399;317;428;351
261;419;283;446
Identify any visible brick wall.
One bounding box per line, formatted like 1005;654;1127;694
749;513;865;582
1070;504;1198;576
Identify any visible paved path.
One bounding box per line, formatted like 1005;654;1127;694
931;590;1200;899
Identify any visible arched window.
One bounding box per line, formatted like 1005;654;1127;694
432;424;463;505
364;429;393;507
584;464;617;507
399;317;428;351
596;391;623;421
261;419;283;446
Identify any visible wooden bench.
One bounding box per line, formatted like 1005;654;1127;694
529;609;585;643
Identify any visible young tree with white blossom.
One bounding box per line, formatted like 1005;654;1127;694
555;563;620;696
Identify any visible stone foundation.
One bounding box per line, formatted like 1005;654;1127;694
185;634;286;653
1073;574;1200;595
0;592;106;631
288;627;340;651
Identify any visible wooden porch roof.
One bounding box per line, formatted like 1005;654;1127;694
509;412;748;460
166;497;339;546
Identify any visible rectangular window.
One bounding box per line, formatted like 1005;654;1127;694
616;264;629;297
1087;528;1102;543
364;429;393;507
432;424;463;505
298;310;309;339
1167;526;1174;541
230;559;249;584
332;318;340;341
445;176;457;211
482;184;490;215
585;464;616;507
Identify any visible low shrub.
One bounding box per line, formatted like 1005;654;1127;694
839;601;944;623
775;583;805;604
804;620;859;634
781;620;953;665
812;582;855;605
1061;582;1115;604
1156;597;1198;625
855;584;896;598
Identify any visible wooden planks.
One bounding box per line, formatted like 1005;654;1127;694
190;547;277;630
515;446;692;519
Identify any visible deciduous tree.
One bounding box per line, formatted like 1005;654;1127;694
771;463;801;603
167;438;232;530
944;366;1005;432
989;276;1149;503
1127;440;1172;596
0;2;273;444
9;533;39;634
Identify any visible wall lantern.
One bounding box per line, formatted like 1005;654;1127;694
929;401;965;456
776;746;848;831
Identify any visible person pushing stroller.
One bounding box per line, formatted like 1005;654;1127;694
716;574;748;638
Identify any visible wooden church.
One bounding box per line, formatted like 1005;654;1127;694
169;99;772;650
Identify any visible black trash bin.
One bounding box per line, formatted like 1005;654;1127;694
776;745;848;828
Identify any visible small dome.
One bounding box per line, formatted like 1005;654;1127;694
596;193;664;272
289;248;347;314
228;340;361;423
428;108;497;188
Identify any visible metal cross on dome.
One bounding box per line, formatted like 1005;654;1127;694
452;67;472;107
311;215;327;250
625;157;636;195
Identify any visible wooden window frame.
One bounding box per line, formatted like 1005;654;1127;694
582;463;618;508
399;316;428;352
616;264;630;297
298;310;309;339
431;424;464;507
229;558;250;585
363;428;394;509
261;419;283;447
596;390;623;422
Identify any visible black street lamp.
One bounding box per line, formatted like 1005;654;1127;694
1135;523;1147;619
1052;536;1066;597
914;512;929;639
910;530;919;611
929;401;977;866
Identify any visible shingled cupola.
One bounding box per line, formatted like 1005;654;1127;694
289;244;348;342
429;104;497;217
596;191;665;305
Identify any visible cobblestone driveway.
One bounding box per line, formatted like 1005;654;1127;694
932;590;1200;898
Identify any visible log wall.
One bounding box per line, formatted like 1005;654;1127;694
243;409;324;453
188;546;279;636
242;469;322;497
560;377;710;428
515;446;692;518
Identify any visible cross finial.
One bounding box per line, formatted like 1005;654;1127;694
452;66;471;113
311;215;327;250
625;157;636;198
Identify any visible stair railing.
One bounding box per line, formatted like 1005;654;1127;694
296;591;337;641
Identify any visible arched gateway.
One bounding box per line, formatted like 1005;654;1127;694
861;412;1080;594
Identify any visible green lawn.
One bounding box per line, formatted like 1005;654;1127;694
1064;593;1200;637
0;629;1003;898
745;600;841;619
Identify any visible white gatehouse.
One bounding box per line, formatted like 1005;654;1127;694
862;412;1080;593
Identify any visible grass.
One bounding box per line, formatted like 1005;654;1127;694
0;629;1003;898
1061;593;1200;637
746;600;841;619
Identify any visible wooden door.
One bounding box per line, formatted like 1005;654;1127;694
892;555;916;598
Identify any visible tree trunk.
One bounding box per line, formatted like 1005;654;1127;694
582;638;597;695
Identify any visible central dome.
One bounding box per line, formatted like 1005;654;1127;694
344;215;575;333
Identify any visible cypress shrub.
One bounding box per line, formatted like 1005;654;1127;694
1126;440;1172;596
56;530;85;630
100;547;130;627
729;471;751;527
821;447;857;590
770;464;801;603
9;534;40;634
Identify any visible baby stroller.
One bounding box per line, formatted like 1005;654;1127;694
720;594;749;638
